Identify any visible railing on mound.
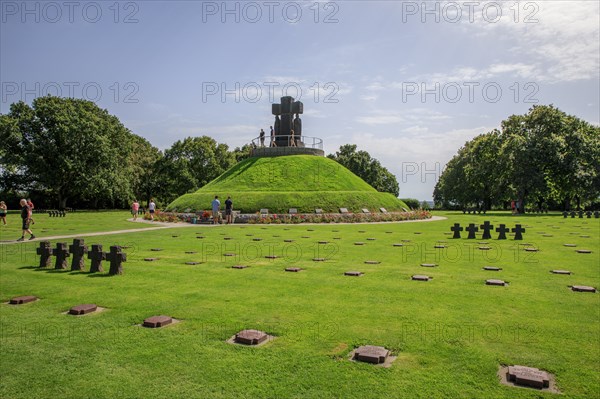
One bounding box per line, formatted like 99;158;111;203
250;135;324;157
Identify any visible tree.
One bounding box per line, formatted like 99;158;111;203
0;96;135;208
328;144;400;196
157;136;236;203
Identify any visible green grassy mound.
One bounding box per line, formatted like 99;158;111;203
167;155;408;213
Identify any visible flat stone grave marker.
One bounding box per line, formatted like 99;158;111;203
367;238;376;241
318;241;329;244
505;365;551;389
245;234;253;236
354;242;365;245
233;329;270;345
223;237;233;240
196;236;205;239
223;253;236;257
571;285;596;293
312;258;326;262
364;261;380;264
412;275;431;281
9;295;37;304
333;237;342;240
344;271;363;276
361;208;370;214
69;304;97;315
265;255;278;259
37;241;53;268
144;258;159;262
421;263;437;268
524;247;539;252
401;239;411;242
283;228;291;230
340;208;349;214
285;267;302;272
385;231;393;234
392;243;403;247
171;235;179;238
185;251;197;254
486;279;507;286
284;239;294;243
315;209;323;214
542;234;553;237
53;242;70;270
332;230;340;232
231;265;248;269
185;262;202;265
580;235;590;238
483;266;502;271
563;244;576;247
288;208;297;214
380;208;388;213
352;345;392;365
150;248;163;251
550;270;571;275
434;244;446;249
414;232;422;235
253;238;263;241
143;315;173;328
576;249;592;254
301;236;310;238
307;229;315;231
272;235;280;237
358;230;366;233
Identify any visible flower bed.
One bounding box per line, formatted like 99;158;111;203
144;210;432;224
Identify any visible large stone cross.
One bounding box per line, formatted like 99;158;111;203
36;241;53;268
107;246;127;275
53;242;70;270
69;238;88;271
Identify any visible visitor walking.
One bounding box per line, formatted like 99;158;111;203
259;129;265;147
17;199;35;241
0;201;7;225
27;198;35;224
132;199;140;220
148;199;156;221
225;196;233;224
211;195;221;224
289;129;297;147
270;127;277;147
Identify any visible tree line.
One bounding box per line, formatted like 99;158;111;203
0;96;400;209
434;105;600;211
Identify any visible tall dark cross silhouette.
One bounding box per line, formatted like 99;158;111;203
495;224;509;240
107;246;127;275
69;238;88;271
480;221;494;240
272;96;303;147
511;224;526;240
465;224;479;239
88;244;106;273
53;242;70;270
37;241;53;268
450;223;463;239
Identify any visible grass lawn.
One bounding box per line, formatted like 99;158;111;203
0;211;598;398
0;211;157;242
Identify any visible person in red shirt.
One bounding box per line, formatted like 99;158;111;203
26;198;35;224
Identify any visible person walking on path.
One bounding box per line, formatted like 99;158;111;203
148;199;156;221
0;201;7;225
225;196;233;224
132;199;140;220
211;195;221;225
270;126;277;147
259;129;265;147
17;199;35;241
27;198;35;224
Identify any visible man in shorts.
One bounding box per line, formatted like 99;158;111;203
211;195;221;224
148;199;156;220
225;196;233;224
17;199;35;241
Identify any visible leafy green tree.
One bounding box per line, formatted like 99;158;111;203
328;144;400;196
0;96;135;208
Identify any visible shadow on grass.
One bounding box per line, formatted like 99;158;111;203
86;273;115;278
18;265;38;270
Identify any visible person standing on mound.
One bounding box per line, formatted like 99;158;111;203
17;199;35;241
212;195;221;225
225;196;233;224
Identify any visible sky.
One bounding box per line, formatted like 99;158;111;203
1;0;599;200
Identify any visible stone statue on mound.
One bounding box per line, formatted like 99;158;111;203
272;96;303;147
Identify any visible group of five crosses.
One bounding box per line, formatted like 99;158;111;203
450;221;525;240
37;239;126;275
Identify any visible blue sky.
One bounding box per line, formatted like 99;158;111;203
1;1;599;200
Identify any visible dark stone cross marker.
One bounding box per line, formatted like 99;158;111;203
53;242;70;270
36;241;53;268
450;223;463;239
586;211;592;218
570;211;576;218
69;239;88;271
511;224;525;240
88;244;106;273
480;221;494;240
106;246;126;275
465;224;479;239
562;211;568;218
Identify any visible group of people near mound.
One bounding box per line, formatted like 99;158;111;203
259;127;297;147
212;195;233;224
